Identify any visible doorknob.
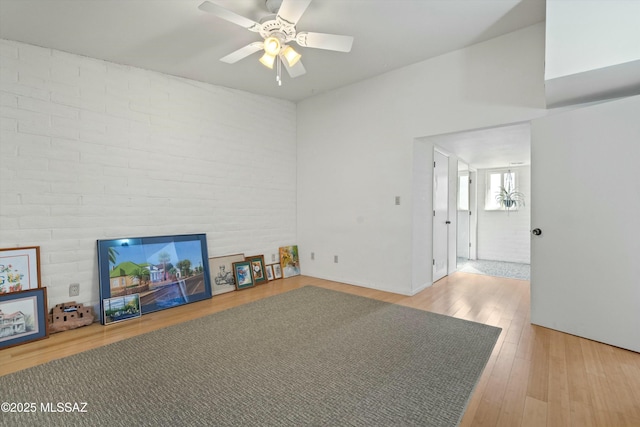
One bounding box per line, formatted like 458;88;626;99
532;228;542;236
445;221;451;224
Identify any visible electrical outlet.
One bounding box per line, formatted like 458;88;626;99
69;283;80;297
271;253;276;262
311;252;315;260
334;255;339;263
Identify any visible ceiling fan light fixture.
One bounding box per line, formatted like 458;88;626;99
263;36;281;56
259;52;277;69
281;45;301;67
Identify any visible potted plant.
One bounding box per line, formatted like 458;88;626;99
496;185;525;212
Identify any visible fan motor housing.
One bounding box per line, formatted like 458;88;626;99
259;14;296;42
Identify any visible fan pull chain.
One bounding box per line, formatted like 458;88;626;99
276;56;282;86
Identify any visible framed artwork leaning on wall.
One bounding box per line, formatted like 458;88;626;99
279;245;300;278
246;255;267;285
232;261;255;290
209;253;245;295
0;287;49;349
0;246;41;294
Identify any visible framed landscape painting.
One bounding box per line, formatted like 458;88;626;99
209;254;245;295
279;245;300;278
0;287;48;349
0;246;41;294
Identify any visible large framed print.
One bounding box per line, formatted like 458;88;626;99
103;294;141;325
97;234;212;323
209;253;245;295
279;245;301;278
0;246;41;294
0;287;48;349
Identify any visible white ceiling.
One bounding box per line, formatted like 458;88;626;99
0;0;545;103
428;123;531;170
0;0;542;167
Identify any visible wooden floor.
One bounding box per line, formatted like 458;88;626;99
2;273;639;426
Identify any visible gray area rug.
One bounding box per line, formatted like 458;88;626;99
1;286;501;427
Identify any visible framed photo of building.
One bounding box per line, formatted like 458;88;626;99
0;246;41;294
209;254;245;295
246;255;267;285
279;245;300;278
0;287;48;349
232;261;255;290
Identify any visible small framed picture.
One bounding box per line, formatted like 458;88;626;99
246;255;267;285
232;261;255;290
0;246;41;294
0;287;49;349
272;263;282;279
265;264;274;281
103;294;141;325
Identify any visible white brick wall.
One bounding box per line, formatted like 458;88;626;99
0;39;297;308
476;165;531;263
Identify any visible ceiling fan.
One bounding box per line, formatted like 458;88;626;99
198;0;354;85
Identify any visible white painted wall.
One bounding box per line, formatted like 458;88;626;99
0;39;297;308
531;94;640;352
476;165;531;263
545;0;640;80
297;24;547;295
545;0;640;107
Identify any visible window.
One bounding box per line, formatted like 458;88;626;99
485;169;516;210
458;173;469;211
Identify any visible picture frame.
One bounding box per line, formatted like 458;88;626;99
232;261;255;290
246;255;267;285
97;234;212;323
0;287;48;349
103;294;141;325
265;264;274;281
272;263;282;279
0;246;41;294
209;253;245;295
279;245;301;278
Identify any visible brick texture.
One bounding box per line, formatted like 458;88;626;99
477;166;531;264
0;39;297;307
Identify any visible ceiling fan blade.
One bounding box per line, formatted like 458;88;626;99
198;1;260;31
276;0;312;26
220;42;264;64
282;58;306;78
296;32;354;52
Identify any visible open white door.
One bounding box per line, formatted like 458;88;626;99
530;94;640;352
433;150;449;282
